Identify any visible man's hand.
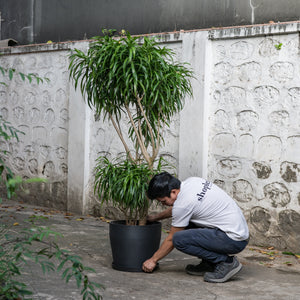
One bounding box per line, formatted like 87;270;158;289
147;214;158;223
142;258;157;273
142;226;184;273
147;207;173;223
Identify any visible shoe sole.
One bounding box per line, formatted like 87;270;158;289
185;266;215;276
204;263;242;283
185;270;206;276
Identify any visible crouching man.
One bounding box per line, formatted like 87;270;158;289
142;172;249;283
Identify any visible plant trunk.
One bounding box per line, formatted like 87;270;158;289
139;217;147;226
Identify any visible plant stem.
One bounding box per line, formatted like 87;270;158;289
124;103;151;165
108;112;134;161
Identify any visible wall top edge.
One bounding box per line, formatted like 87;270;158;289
208;21;300;40
0;41;72;55
1;21;300;55
0;32;184;55
0;40;91;56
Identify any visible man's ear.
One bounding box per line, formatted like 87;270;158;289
170;189;180;197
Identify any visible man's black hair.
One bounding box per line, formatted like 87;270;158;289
147;172;181;200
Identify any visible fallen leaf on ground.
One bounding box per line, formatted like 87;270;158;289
99;217;111;223
282;251;300;259
264;263;273;268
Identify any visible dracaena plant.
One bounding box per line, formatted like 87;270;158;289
69;29;193;225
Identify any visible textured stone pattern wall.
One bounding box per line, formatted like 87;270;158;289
209;33;300;251
0;51;70;209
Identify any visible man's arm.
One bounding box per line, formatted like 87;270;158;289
142;226;184;272
147;206;172;222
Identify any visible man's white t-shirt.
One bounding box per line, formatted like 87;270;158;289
171;177;249;241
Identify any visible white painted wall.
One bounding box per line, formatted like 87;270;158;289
1;22;300;251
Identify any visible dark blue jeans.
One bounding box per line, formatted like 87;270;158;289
172;227;248;264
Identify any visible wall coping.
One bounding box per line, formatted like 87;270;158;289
208;20;300;40
1;20;300;55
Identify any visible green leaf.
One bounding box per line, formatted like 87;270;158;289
19;72;26;81
8;68;14;80
62;267;71;279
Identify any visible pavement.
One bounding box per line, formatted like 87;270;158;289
1;199;300;300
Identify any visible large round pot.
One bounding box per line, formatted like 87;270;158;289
109;220;162;272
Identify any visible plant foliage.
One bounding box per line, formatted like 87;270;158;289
69;29;193;167
94;156;169;224
0;219;103;299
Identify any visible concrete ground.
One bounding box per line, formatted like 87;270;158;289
1;200;300;300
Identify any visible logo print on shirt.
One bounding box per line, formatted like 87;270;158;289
197;181;212;201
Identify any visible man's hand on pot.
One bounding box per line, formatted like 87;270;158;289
147;214;157;223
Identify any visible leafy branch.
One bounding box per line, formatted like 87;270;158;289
0;66;49;86
0;222;103;299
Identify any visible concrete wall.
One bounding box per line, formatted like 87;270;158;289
1;22;300;251
0;45;70;210
1;0;300;45
208;23;300;252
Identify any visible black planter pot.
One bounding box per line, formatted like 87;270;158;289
109;220;162;272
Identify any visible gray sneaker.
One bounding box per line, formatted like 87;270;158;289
185;260;215;276
204;257;242;283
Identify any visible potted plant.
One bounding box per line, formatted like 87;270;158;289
69;29;193;271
